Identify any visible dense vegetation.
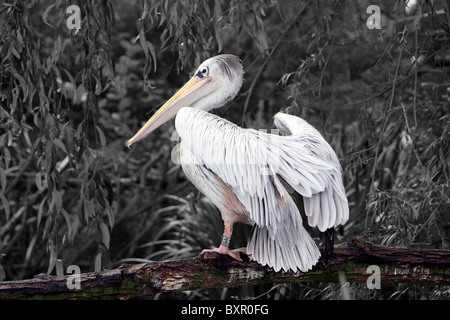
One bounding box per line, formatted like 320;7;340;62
0;0;449;299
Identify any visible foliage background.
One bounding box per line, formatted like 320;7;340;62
0;0;449;299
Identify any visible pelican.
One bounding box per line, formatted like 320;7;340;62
128;54;349;272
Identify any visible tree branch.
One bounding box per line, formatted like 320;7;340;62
0;239;449;300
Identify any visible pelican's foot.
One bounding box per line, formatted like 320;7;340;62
201;246;251;262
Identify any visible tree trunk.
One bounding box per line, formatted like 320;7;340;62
0;238;449;300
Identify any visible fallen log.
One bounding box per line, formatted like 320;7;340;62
0;238;449;300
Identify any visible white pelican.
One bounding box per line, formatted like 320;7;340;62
128;54;349;272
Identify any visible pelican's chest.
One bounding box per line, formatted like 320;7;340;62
178;142;201;182
179;142;192;167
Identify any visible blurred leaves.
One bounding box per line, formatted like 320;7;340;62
0;0;117;278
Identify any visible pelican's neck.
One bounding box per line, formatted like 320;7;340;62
189;81;239;112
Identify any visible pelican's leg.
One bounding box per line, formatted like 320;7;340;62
201;222;249;262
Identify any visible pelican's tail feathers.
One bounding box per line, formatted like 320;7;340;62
247;223;320;273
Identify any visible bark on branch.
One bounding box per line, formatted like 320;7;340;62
0;238;449;300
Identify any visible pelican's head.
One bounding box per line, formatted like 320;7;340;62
127;54;244;147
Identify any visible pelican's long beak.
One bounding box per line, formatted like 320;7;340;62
127;75;212;148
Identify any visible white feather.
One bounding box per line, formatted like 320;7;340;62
176;107;348;272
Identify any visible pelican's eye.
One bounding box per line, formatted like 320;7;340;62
196;67;209;79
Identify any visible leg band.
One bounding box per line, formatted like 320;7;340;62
220;234;231;247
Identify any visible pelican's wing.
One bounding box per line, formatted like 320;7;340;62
176;108;347;272
274;112;349;231
176;108;330;224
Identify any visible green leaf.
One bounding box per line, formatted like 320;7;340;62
137;20;148;57
0;192;10;220
94;252;102;272
69;215;79;242
52;189;62;215
37;196;47;228
137;20;157;74
95;125;106;147
16;30;23;47
0;167;6;194
146;40;157;72
63;123;74;155
12;71;27;98
61;208;72;242
93;75;102;95
0;265;5;282
53;138;67;154
35;172;45;193
3;147;11;168
24;235;37;265
10;44;20;59
214;0;223;52
43;215;52;240
99;222;110;249
42;3;56;28
46;239;57;275
106;207;115;229
83;199;95;221
76;120;85;140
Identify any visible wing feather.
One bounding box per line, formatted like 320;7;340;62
274;112;350;230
